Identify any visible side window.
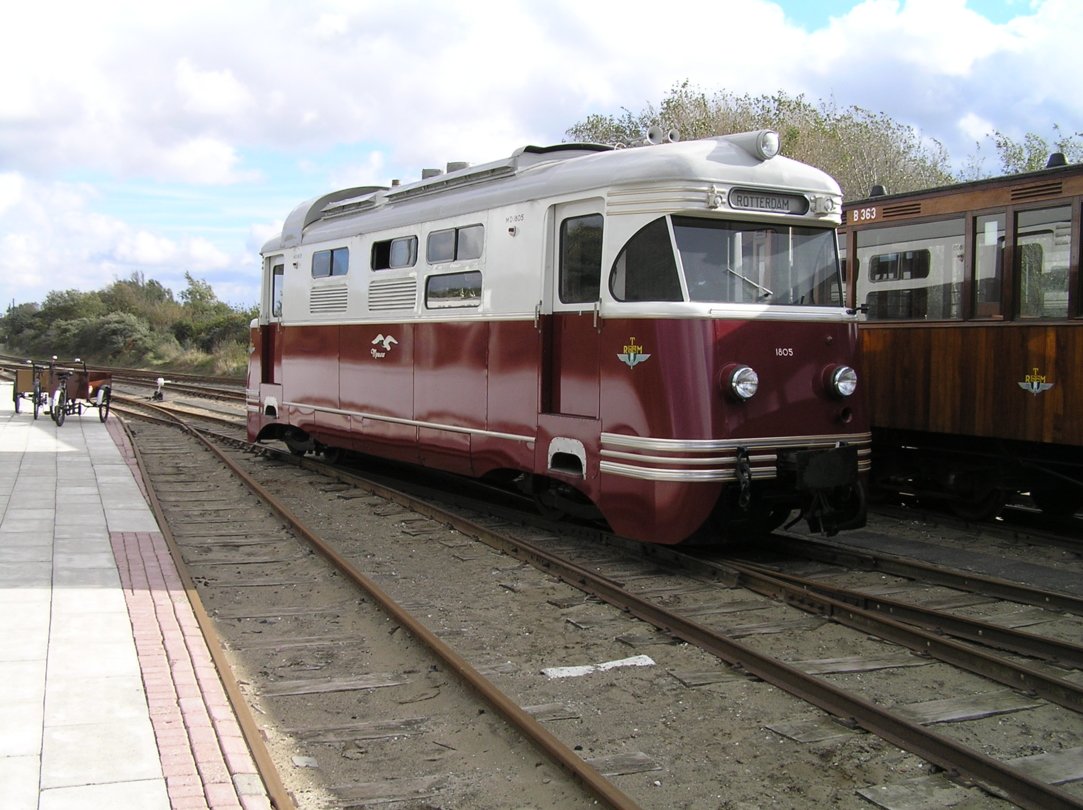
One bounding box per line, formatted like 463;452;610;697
1017;206;1070;319
855;219;963;320
559;214;603;303
426;271;482;309
372;236;418;270
312;247;349;278
427;225;484;264
271;264;284;318
609;217;682;302
974;214;1005;318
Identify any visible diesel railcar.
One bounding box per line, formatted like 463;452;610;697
248;131;870;544
840;158;1083;518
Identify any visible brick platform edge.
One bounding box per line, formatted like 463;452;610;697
104;420;272;810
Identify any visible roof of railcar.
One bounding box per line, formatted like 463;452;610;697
842;160;1083;216
263;134;842;253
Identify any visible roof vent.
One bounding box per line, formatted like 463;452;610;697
421;168;443;179
446;161;470;173
869;184;888;197
1046;152;1068;168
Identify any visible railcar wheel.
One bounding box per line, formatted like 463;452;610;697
1030;488;1083;517
948;488;1005;521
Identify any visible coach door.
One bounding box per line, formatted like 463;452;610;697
260;260;284;384
542;201;604;417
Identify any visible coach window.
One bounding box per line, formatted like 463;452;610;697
973;214;1005;318
559;214;603;303
426;271;482;308
1017;206;1070;319
856;219;963;320
372;236;418;270
427;225;484;264
609;217;682;302
271;264;284;318
312;247;349;278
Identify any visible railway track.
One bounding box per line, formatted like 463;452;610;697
114;398;1083;808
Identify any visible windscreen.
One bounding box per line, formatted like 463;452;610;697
672;216;842;306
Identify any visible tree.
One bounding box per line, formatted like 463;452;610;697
178;271;234;323
565;83;955;201
985;125;1082;176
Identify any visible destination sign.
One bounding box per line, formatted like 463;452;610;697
728;189;809;215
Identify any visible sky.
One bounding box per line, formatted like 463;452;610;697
1;0;1079;312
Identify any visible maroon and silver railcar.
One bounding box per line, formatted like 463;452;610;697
248;130;870;544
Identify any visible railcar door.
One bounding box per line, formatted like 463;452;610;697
261;260;285;384
542;201;604;417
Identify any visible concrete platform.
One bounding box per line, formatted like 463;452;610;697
0;382;271;810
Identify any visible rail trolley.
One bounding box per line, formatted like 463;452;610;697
48;359;113;426
839;157;1083;518
12;360;51;419
248;130;870;544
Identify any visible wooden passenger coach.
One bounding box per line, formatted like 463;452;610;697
840;161;1083;516
250;132;871;544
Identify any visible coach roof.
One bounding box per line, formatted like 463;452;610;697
261;133;841;253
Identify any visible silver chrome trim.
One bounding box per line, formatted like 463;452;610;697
599;431;871;483
601;431;871;453
280;400;535;445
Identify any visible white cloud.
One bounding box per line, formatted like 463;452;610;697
1;0;1080;311
175;58;255;118
0;172;26;218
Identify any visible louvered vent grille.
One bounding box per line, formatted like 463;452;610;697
309;285;348;314
1011;181;1063;202
881;202;923;218
369;278;417;310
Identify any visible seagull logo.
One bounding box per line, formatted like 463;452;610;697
371;334;398;359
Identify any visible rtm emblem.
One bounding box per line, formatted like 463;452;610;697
371;334;398;359
618;336;651;368
1018;367;1054;396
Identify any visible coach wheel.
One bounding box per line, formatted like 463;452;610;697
948;487;1005;521
283;429;313;457
1030;487;1083;517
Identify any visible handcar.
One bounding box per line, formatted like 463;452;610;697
248;130;870;544
839;155;1083;518
49;359;112;426
12;360;51;419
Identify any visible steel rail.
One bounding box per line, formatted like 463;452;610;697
128;406;643;810
715;558;1083;714
769;532;1083;616
736;559;1083;669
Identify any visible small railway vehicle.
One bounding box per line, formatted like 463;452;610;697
839;157;1083;518
248;130;870;544
47;358;112;426
12;360;50;419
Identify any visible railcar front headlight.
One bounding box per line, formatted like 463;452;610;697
725;364;759;401
828;365;858;398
